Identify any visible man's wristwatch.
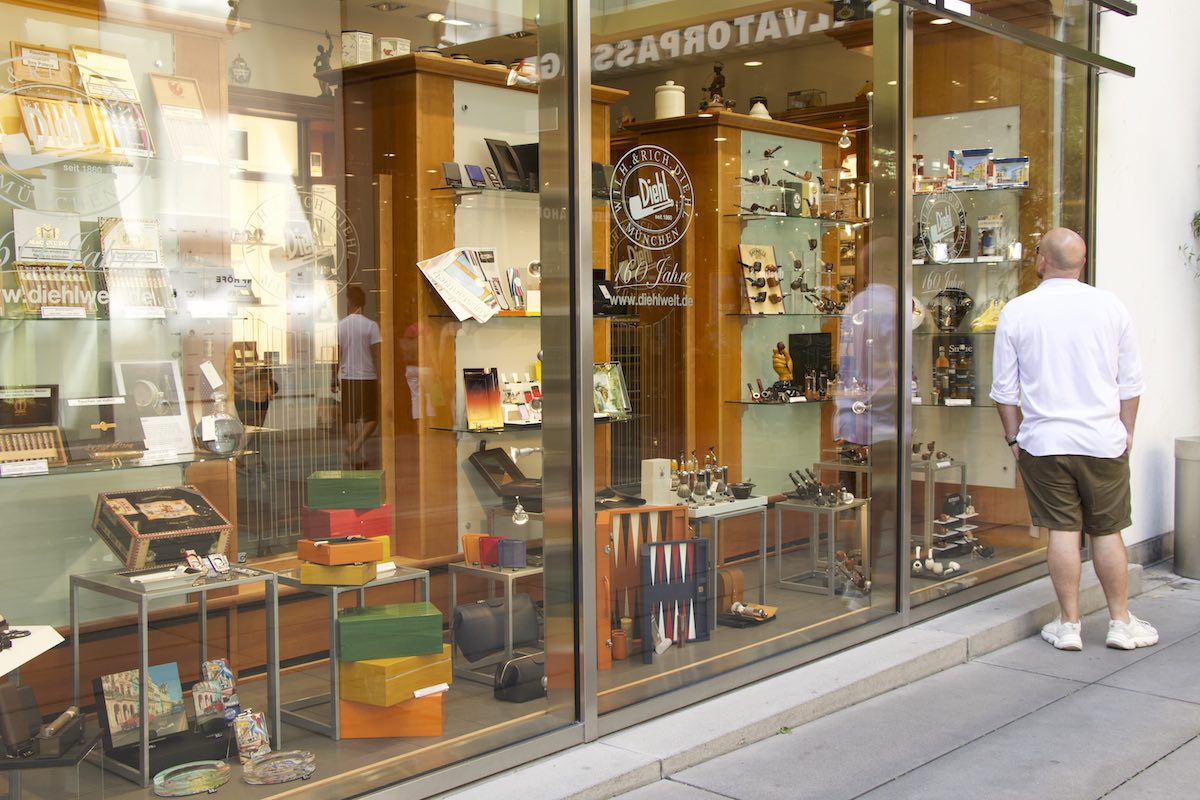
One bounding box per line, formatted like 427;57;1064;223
1006;435;1019;447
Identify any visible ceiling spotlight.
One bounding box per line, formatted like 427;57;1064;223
744;60;763;67
423;11;445;22
369;1;405;10
838;127;852;149
931;17;953;25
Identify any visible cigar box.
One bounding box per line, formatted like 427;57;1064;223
301;504;392;539
339;645;452;708
337;602;443;661
0;425;67;468
297;537;385;565
92;485;232;569
338;692;444;738
298;562;376;586
306;470;384;509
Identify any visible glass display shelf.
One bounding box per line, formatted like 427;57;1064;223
914;330;996;336
913;186;1024;196
726;398;832;406
913;400;996;409
727;213;871;228
728;311;848;319
912;257;1019;265
432;186;612;205
433;414;643;434
0;448;251;481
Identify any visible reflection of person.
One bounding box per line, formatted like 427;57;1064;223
332;285;381;468
990;227;1155;652
835;281;897;447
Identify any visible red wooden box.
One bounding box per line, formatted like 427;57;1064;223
302;504;392;539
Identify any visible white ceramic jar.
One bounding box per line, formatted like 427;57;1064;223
655;80;686;119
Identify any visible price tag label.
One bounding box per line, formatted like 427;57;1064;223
1;460;49;477
41;306;86;319
200;361;224;390
201;415;216;441
67;396;125;407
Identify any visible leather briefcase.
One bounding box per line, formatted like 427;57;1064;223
498;538;526;569
493;653;546;703
718;567;745;613
451;594;540;662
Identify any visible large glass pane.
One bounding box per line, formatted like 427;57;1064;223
0;1;580;797
908;9;1089;605
589;1;903;715
925;0;1091;49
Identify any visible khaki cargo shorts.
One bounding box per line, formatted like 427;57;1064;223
1017;450;1131;536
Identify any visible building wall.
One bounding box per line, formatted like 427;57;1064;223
1096;0;1200;545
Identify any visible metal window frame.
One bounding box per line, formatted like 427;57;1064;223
904;0;1136;77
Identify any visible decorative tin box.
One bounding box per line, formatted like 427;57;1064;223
297;537;385;565
302;503;392;538
339;645;452;707
338;693;445;738
92;485;232;569
337;602;443;661
306;470;384;509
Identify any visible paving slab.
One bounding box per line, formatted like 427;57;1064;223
916;562;1132;658
1100;631;1200;705
440;742;660;800
855;684;1200;800
975;591;1200;684
667;662;1081;800
602;627;966;774
613;780;733;800
1103;735;1200;800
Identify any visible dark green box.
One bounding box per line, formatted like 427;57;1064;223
337;602;443;661
307;470;384;510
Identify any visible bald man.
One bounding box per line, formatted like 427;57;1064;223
990;227;1155;652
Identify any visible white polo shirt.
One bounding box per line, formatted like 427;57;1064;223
989;278;1143;458
337;313;382;380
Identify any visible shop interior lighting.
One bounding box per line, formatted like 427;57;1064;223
838;127;852;148
744;60;763;67
931;17;953;25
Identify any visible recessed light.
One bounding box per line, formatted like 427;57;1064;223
369;1;405;11
887;80;897;86
423;11;444;22
714;137;727;142
698;112;713;118
931;18;953;25
744;60;763;67
973;99;988;104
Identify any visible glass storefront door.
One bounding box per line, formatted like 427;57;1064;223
586;1;904;718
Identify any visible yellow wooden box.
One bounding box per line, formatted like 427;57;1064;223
339;644;451;707
299;561;376;586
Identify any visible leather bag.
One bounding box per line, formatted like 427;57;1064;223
451;594;539;663
492;653;546;702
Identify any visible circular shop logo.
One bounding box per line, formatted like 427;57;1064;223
610;145;694;251
0;56;151;215
237;190;360;302
917;190;968;264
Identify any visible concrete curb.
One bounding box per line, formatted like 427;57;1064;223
443;563;1141;800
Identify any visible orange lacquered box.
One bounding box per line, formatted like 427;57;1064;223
338;692;445;738
297;537;385;565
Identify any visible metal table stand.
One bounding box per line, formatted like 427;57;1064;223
448;562;544;684
775;497;870;596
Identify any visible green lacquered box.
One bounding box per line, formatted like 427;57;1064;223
306;470;384;510
337;602;443;661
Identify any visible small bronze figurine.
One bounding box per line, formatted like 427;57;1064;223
699;62;736;111
314;31;334;97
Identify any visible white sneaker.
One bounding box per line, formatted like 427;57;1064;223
1041;617;1083;651
1106;613;1159;650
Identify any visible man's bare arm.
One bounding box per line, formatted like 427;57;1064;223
1120;396;1139;454
996;403;1022;457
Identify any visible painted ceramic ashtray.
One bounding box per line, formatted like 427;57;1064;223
153;761;231;797
243;750;317;785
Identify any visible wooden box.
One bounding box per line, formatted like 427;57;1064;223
92;485;232;569
0;425;67;468
339;644;451;707
302;504;392;539
337;602;443;661
338;693;444;738
306;470;384;509
297;537;384;565
299;562;376;586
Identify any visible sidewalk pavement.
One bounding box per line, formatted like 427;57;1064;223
446;563;1200;800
